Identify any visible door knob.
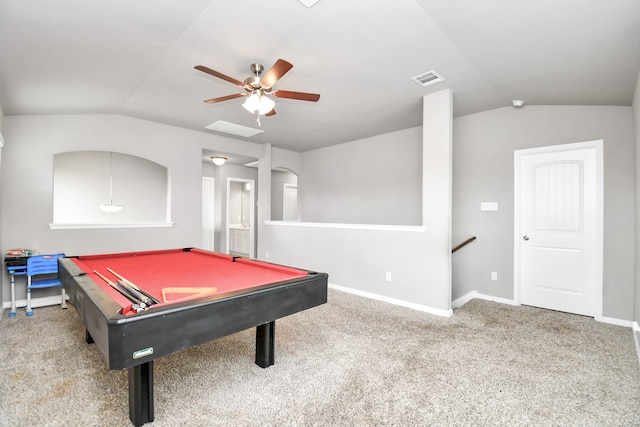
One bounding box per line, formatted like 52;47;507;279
523;235;530;241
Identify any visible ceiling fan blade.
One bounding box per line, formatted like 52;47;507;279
274;90;320;102
265;108;276;117
203;93;246;104
260;59;293;87
195;65;245;88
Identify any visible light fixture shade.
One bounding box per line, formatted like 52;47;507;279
242;94;261;113
242;93;275;115
258;95;275;114
99;204;123;213
211;156;226;166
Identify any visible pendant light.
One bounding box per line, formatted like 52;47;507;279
99;152;123;213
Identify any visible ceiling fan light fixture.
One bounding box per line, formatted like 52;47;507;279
211;156;227;166
242;93;275;115
242;93;260;113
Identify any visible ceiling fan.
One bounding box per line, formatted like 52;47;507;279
195;59;320;123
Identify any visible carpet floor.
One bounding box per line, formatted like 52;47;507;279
1;289;639;426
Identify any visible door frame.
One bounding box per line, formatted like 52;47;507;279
513;140;603;318
225;177;255;258
201;176;215;251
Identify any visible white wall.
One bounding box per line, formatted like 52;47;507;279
453;105;635;321
260;90;453;315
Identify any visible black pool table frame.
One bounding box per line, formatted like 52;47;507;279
58;251;328;426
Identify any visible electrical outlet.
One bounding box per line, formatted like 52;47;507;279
385;272;392;282
490;271;498;281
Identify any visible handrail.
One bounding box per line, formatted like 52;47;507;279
452;236;476;253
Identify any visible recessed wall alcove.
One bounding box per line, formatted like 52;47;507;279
52;151;170;228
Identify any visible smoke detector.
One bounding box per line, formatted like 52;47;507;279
512;100;525;108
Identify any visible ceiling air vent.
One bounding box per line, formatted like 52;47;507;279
205;121;264;137
411;70;445;88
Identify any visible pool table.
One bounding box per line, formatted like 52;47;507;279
57;248;328;426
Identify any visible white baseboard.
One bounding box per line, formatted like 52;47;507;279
2;295;66;313
633;322;640;367
329;283;453;318
452;290;517;309
595;315;632;328
453;291;634;329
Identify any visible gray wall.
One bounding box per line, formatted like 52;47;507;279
633;70;640;331
261;90;453;314
1;114;262;303
53;151;168;224
452;105;635;321
202;161;259;255
299;127;423;225
271;170;297;221
1;94;638;328
0;104;4;305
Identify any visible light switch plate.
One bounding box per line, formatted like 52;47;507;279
480;202;498;211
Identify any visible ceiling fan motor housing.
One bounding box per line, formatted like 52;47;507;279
250;63;264;76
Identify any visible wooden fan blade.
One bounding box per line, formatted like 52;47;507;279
261;59;293;87
195;65;245;88
265;108;276;117
203;93;246;104
274;90;320;102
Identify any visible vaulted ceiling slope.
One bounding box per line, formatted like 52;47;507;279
0;0;639;152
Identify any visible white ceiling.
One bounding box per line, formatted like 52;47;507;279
1;0;639;153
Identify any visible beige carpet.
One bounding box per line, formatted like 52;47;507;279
1;289;639;426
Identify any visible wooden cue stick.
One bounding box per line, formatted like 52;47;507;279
115;279;153;307
93;270;146;308
107;268;161;305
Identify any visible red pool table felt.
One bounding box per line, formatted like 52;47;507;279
70;248;309;313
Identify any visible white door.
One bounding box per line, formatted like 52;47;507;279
515;141;603;317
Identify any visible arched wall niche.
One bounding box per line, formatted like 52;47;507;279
52;151;169;226
271;168;298;221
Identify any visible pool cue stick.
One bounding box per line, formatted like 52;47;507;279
115;283;145;313
107;268;161;305
115;279;154;307
93;270;146;311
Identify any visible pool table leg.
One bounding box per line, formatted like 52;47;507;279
255;321;275;368
129;361;154;426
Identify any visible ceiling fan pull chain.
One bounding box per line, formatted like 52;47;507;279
256;111;261;127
